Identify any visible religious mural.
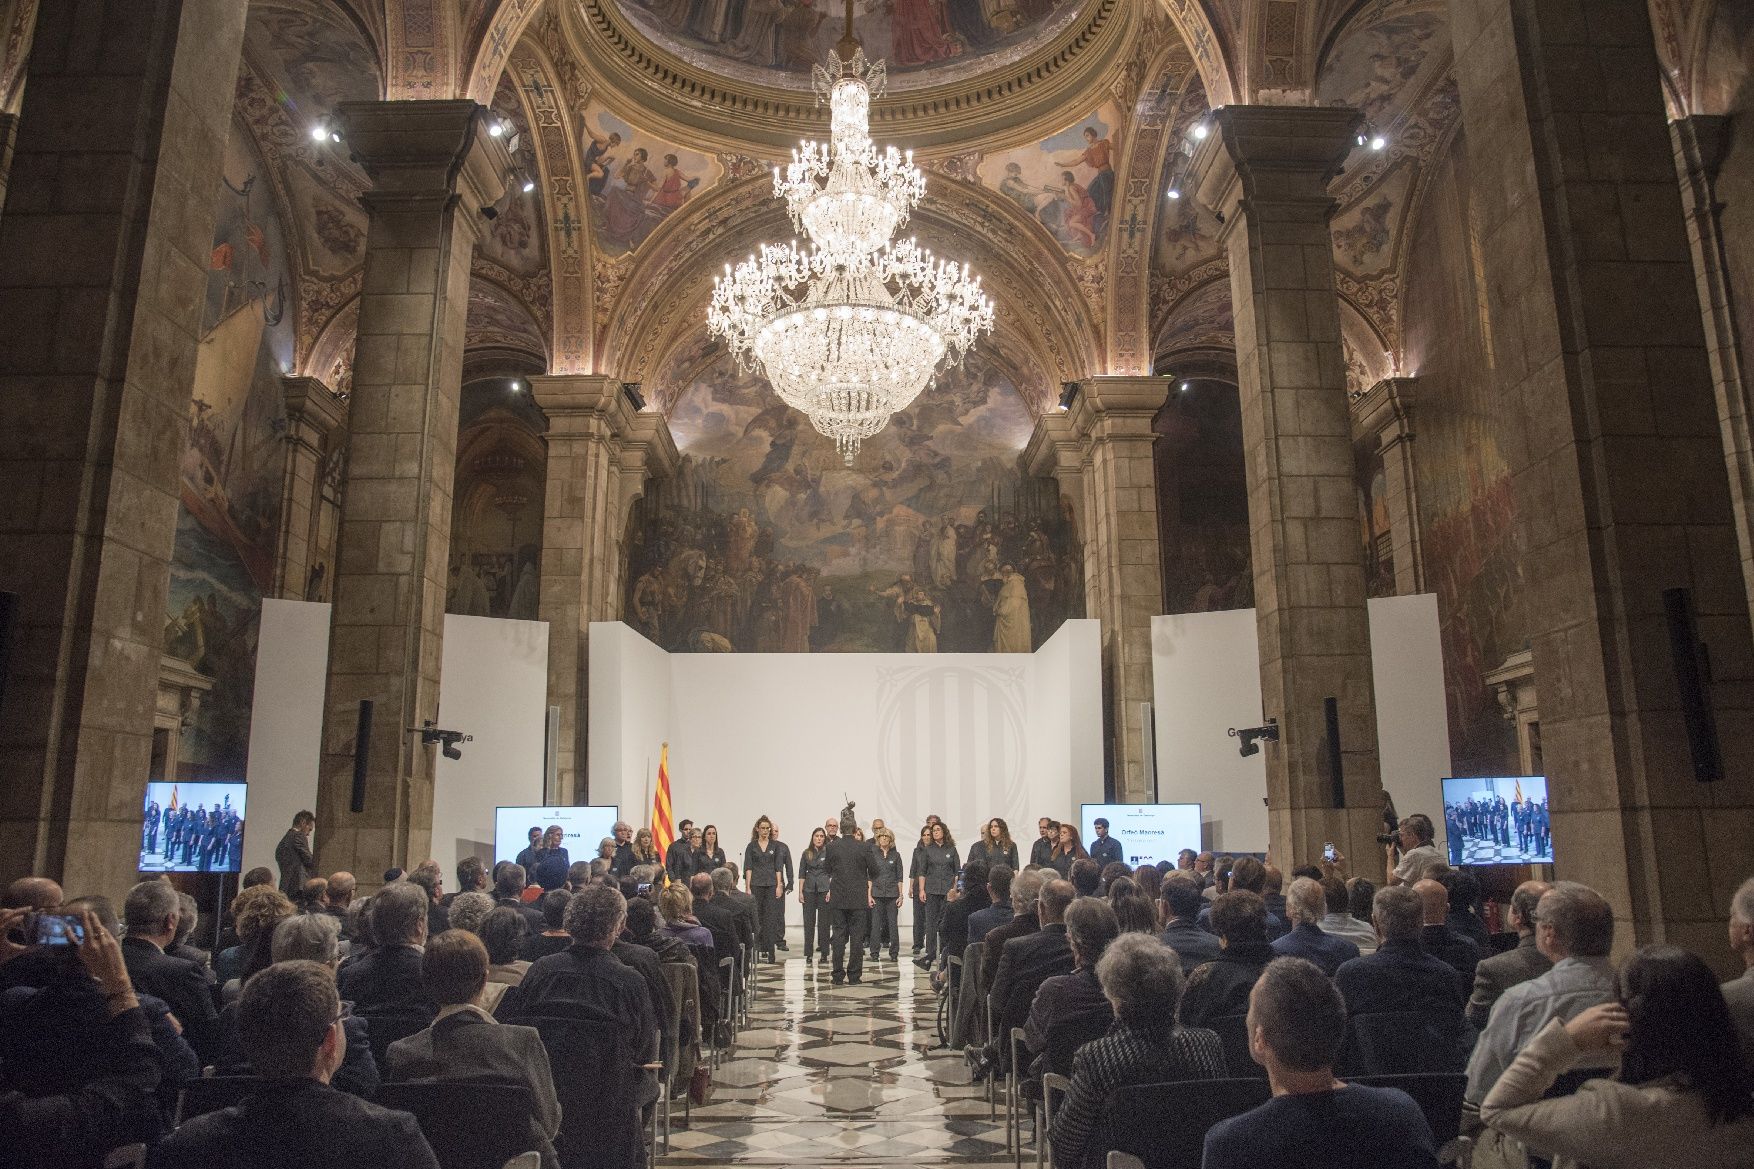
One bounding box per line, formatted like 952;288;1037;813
1312;0;1448;132
582;106;721;256
612;0;1086;83
976;104;1120;258
446;385;548;621
164;127;295;779
479;76;549;279
1151;380;1252;615
624;351;1083;653
1356;440;1395;598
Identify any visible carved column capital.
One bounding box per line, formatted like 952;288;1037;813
337;99;513;229
1352;376;1418;447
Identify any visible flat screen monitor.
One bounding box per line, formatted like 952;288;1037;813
1079;803;1202;868
495;805;620;867
140;782;247;873
1441;776;1552;864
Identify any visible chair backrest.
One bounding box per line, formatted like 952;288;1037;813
1043;1009;1112;1078
1208;1015;1266;1079
174;1076;264;1124
658;960;697;1073
1346;1073;1467;1146
373;1081;539;1169
1104;1077;1273;1169
510;1011;644;1169
360;1004;439;1067
1339;1011;1469;1077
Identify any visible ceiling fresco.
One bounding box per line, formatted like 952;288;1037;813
606;0;1091;90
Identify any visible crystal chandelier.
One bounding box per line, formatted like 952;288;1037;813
707;44;993;464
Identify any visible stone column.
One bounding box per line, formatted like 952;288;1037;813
1068;377;1167;802
0;112;16;217
1189;105;1389;867
314;101;509;877
1673;114;1754;633
534;376;675;805
1447;0;1754;958
273;376;347;601
1353;377;1425;594
0;0;245;895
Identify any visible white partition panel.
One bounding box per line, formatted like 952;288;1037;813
431;615;550;879
1029;620;1105;818
243;599;331;875
1368;594;1454;847
587;622;674;828
1151;610;1270;852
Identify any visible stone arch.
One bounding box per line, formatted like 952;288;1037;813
383;0;461;98
465;0;546;105
1154;0;1239;107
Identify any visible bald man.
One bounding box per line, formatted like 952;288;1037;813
1414;878;1479;995
3;877;64;911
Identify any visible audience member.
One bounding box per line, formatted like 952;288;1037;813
408;862;448;937
325;872;357;937
1333;885;1470;1072
1067;858;1101;899
656;883;714;947
1159;874;1221;974
1727;876;1754;1064
1385;813;1441;887
1346;877;1375;925
1465;881;1617;1105
1467;879;1553;1029
1317;876;1377;953
1202;957;1438;1169
566;861;593;892
1105;877;1156;935
1024;898;1118;1058
1446;872;1492;952
1049;934;1225;1169
1097;861;1132;894
493;864;544;933
520;890;574;962
1480;946;1754;1168
1415;878;1480;990
299;878;330;915
713;867;758;954
226;884;297;995
60;896;201;1087
978;867;1045;994
1261;865;1288;930
148;961;439;1169
1270;877;1361;976
1201;858;1287;940
447;857;487;908
938;857;993;967
688;872;741;963
609;905;678;1071
967;865;1015;945
0;906;166;1169
335;883;437;1042
446;890;494;937
169;893;211;970
386;930;561;1169
972;878;1075;1079
120;879;220;1059
481;906;532;1001
1179;890;1275;1028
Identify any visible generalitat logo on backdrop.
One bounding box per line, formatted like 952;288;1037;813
875;664;1027;833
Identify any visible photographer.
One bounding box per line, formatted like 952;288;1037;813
0;906;166;1169
1384;814;1442;887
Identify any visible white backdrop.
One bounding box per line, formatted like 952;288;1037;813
589;620;1104;856
243;599;331;875
1152;595;1453;852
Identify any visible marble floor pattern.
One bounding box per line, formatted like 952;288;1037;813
666;931;1008;1165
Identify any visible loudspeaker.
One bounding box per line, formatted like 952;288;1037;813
1324;696;1345;808
1663;588;1723;782
351;699;373;812
0;591;16;722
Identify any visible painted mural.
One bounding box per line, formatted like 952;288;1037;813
624;350;1083;653
582;106;722;256
1357;440;1395;597
1151;380;1252;614
612;0;1087;85
479;76;549;279
1313;0;1448;131
447;383;548;621
977;105;1120;258
164;127;294;780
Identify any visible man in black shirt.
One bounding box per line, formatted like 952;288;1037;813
1088;817;1124;867
1029;818;1057;868
664;820;696;884
823;806;881;985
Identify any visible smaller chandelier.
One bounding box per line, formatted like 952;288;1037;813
708;48;992;464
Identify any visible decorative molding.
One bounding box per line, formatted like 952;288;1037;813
510;41;591;372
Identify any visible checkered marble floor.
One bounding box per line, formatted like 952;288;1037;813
665;930;1008;1165
1454;835;1551;865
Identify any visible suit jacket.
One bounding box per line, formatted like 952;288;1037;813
612;939;676;1067
939;885;992;964
146;1076;438;1169
1178;942;1274;1028
497;894;545;934
513;944;659;1069
824;836;881;910
335;944;437;1021
721;889;759;945
1270;922;1361;977
424;900;449;939
120;936;219;1059
1335;937;1468;1022
1160;919;1222;975
989;923;1074;1047
385;1006;561;1169
1421;923;1481;999
1467;933;1553;1029
967;903;1013;946
692;897;741;964
1023;965;1111;1055
275;829;315;896
979;910;1039;993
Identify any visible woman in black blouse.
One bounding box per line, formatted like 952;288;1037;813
1051;822;1088;877
797;827;832;961
909;825;931;954
914;822;960;967
967;817;1019;871
695;824;726;875
868;828;906;962
744;815;784;961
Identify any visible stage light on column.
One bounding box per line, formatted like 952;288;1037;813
521;174;536;193
488;117;505;138
1369;133;1387;151
1166;186;1181;200
310;123;328;142
1191;121;1209;140
1179;381;1190;393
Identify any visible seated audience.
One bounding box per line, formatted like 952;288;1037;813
217;885;295;990
687;872;740;963
0;906;166;1169
1480;946;1754;1168
1199;858;1286;940
447;857;487;908
657;883;714;948
520;890;574;962
1105;877;1156;934
1415;878;1480;990
938;858;993;967
481;907;532;1004
1334;884;1470;1072
147;961;439;1169
1466;881;1617;1106
300;878;330;916
1446;872;1492;952
445;890;495;937
1317;876;1377;953
65;896;200;1087
1345;877;1375;930
1260;865;1289;937
407;862;448;938
983;879;1076;1075
1049;933;1225;1169
1179;890;1275;1028
1203;956;1439;1168
1159;874;1221;974
120;879;220;1060
1067;858;1102;899
335;883;437;1040
1024;898;1118;1058
494;864;545;933
386;930;561;1169
1467;879;1553;1029
1097;862;1132;895
169;893;212;971
1728;876;1754;1064
609;906;677;1071
713;867;758;952
978;868;1045;995
968;865;1015;945
566;861;593;892
325;872;357;938
1271;877;1361;976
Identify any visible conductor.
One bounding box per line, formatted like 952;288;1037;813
824;801;880;986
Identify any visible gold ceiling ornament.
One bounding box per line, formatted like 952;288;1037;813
708;17;993;465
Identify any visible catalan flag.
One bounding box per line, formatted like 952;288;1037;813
652;743;674;882
168;784;179;811
1513;777;1524;806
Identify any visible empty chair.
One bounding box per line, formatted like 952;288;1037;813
1103;1078;1273;1169
174;1076;264;1124
373;1082;541;1169
510;1008;651;1169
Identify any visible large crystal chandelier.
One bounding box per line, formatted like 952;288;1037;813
707;41;993;464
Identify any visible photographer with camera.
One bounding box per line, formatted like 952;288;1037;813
1382;813;1442;887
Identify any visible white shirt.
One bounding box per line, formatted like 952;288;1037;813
1465;956;1618;1103
1393;843;1442;882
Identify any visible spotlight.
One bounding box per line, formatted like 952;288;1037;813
1180;381;1190;393
1228;719;1280;758
1192;121;1209;140
310;123;328;142
510;379;523;392
1369;134;1387;152
521;175;536;193
488;118;505;138
330;130;342;143
1166;186;1182;200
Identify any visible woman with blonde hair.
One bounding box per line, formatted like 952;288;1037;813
870;828;906;962
630;826;661;868
657;881;713;947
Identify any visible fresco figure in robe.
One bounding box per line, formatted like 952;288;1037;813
992;564;1032;652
